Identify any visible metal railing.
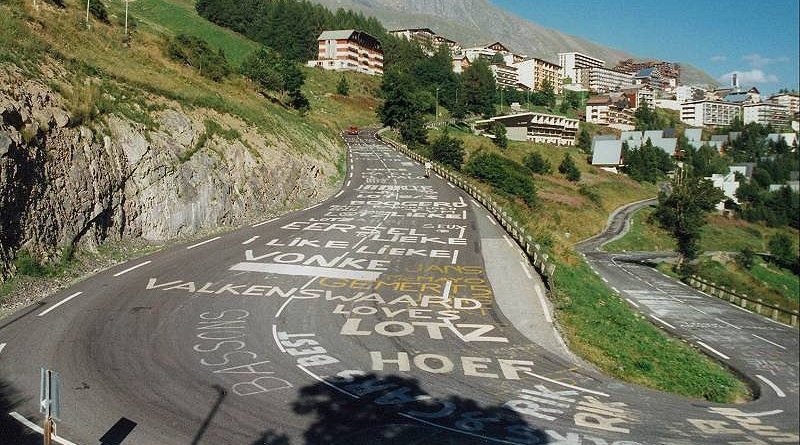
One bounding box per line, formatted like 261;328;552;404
687;275;799;327
375;128;557;289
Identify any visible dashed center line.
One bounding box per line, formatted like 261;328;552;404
187;236;222;250
242;236;259;245
113;260;152;277
252;217;278;228
697;341;730;360
714;317;741;330
37;292;83;317
451;249;460;265
524;371;609;397
752;334;786;350
0;343;6;354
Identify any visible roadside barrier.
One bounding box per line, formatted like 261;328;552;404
687;275;799;327
375;128;557;289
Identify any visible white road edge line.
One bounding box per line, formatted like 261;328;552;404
10;412;78;445
534;285;553;324
755;375;786;398
346;180;351;187
625;298;639;308
398;413;522;445
471;199;479;206
0;343;6;354
485;214;496;225
334;190;344;198
519;261;533;279
187;236;222;250
252;217;278;228
271;324;286;353
714;317;742;330
524;371;610;397
113;260;152;277
37;292;83;317
697;341;730;360
752;334;786;350
503;235;514;248
296;365;359;398
649;315;676;330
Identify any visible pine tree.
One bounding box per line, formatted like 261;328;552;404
492;122;508;149
337;75;350;96
559;153;581;182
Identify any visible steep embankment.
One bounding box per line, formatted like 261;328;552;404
0;0;378;283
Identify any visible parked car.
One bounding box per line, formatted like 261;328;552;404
347;126;359;135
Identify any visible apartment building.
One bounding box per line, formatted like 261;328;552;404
389;28;461;54
681;100;741;128
558;51;604;83
474;112;579;146
621;85;655;109
490;64;520;90
576;66;634;94
743;103;791;127
769;93;800;114
585;95;634;129
307;29;383;75
513;58;563;93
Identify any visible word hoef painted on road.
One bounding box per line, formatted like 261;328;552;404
193;309;293;396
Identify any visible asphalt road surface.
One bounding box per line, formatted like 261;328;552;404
1;131;798;445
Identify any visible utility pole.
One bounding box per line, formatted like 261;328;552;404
435;87;440;122
85;0;90;28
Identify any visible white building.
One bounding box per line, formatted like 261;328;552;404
708;166;748;212
513;58;563;93
681;100;741;128
307;30;384;76
743;103;791;127
769;93;800;114
576;66;634;94
490;64;520;90
558;51;604;84
675;85;708;103
474;112;579;146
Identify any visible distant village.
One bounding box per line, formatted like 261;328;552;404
305;27;800;203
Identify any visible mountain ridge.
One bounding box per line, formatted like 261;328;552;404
311;0;716;86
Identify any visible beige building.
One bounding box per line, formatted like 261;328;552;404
514;58;562;93
769;93;800;114
743;103;791;128
489;64;520;90
307;29;383;76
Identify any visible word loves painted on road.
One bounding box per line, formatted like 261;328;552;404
688;407;799;444
192;309;292;396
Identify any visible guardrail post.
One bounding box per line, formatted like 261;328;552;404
792;315;798;327
755;298;762;314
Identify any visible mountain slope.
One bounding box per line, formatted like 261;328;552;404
312;0;716;86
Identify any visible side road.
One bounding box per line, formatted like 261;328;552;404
577;200;799;411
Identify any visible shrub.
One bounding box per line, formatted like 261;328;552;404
429;131;465;170
737;246;756;269
768;232;798;270
559;153;581;182
14;250;49;277
241;46;308;109
523;151;551;174
465;152;537;206
166;34;231;82
337;75;349;96
88;0;110;23
492;122;508;149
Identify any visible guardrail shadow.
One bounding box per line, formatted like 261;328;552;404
0;376;40;445
252;373;544;445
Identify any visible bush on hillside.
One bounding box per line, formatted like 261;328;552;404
523;151;551;175
465;152;537;206
89;0;110;23
166;34;231;82
429;131;465;170
559;153;581;182
241;46;308;110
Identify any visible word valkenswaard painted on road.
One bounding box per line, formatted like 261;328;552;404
146;277;301;297
193;310;292;396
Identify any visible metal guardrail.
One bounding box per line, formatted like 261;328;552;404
375;128;557;289
687;275;799;327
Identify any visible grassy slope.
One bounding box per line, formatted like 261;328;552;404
605;207;799;311
426;128;747;402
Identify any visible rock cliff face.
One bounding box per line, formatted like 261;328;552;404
0;66;339;277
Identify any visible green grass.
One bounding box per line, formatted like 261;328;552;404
108;0;258;66
660;257;799;313
605;207;799;254
554;255;748;403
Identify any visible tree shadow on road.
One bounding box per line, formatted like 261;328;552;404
0;376;40;445
252;373;545;445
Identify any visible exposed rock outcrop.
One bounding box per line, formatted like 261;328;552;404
0;66;339;277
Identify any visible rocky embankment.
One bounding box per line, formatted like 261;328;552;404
0;65;340;278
